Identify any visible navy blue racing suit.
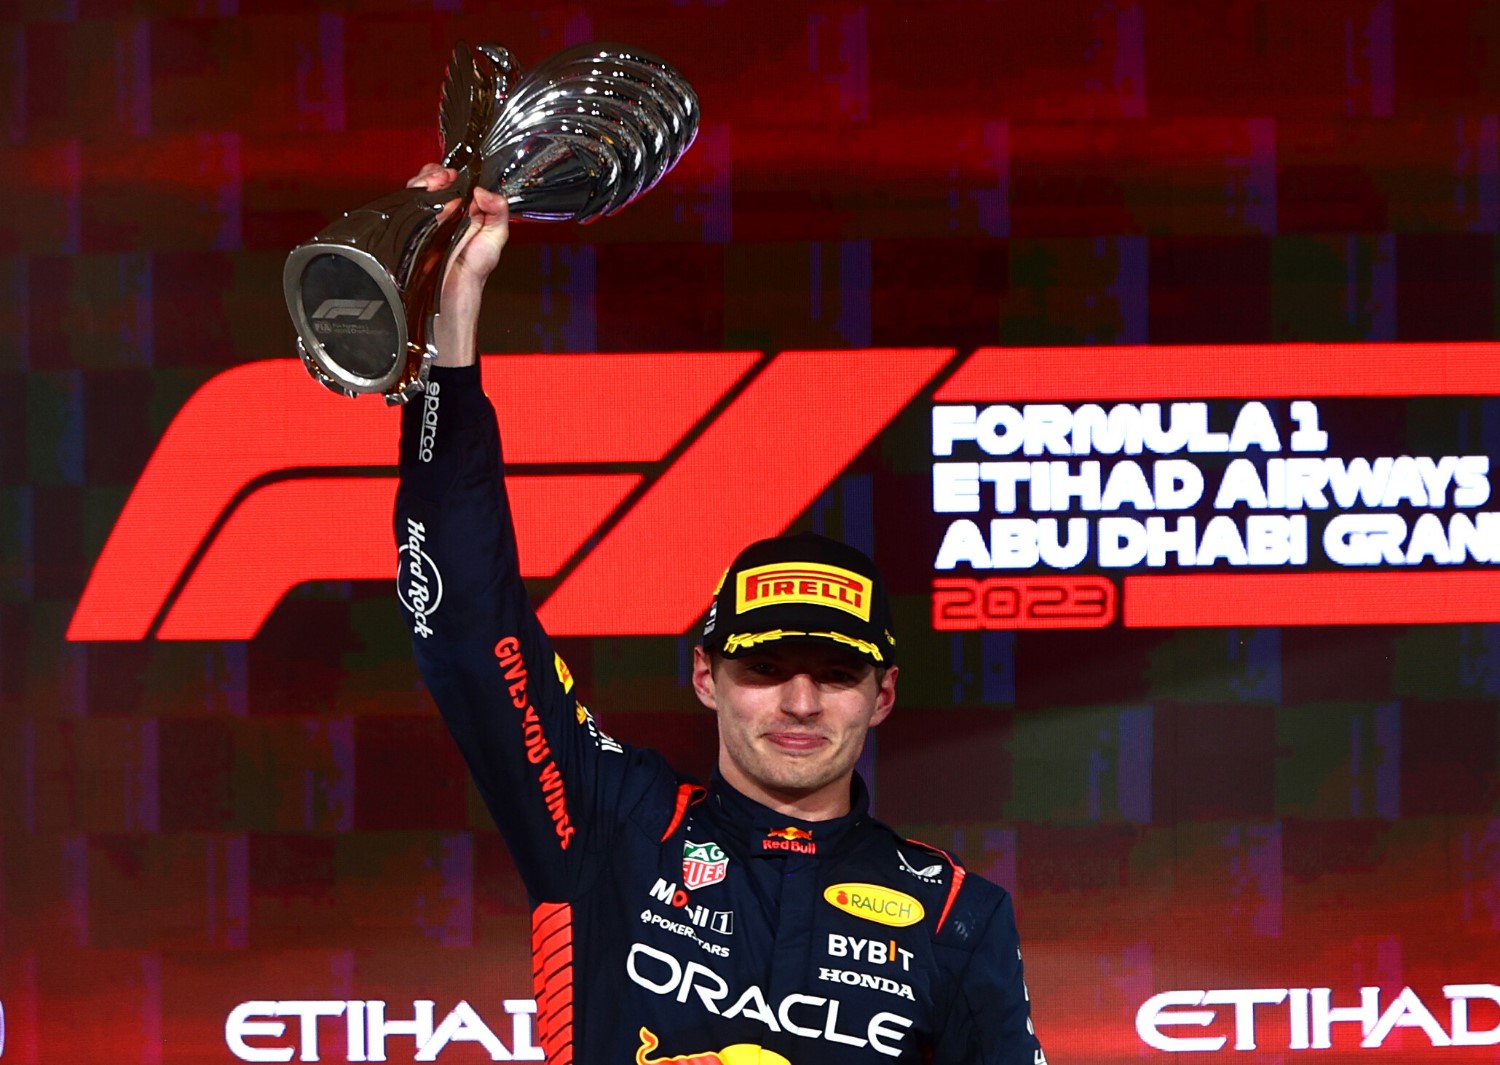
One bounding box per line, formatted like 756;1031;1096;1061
395;364;1047;1065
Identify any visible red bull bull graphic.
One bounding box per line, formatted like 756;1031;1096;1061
636;1026;792;1065
762;827;817;855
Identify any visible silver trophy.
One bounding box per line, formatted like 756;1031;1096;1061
283;41;699;402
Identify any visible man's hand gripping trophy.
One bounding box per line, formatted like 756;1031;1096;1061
405;164;509;370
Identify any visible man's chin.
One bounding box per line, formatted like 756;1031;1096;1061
758;757;840;796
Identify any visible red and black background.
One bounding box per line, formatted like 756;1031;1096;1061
4;1;1500;1062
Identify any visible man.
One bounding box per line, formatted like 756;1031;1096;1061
396;164;1046;1063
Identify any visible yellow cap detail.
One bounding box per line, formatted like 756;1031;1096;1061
736;561;872;620
721;629;884;663
722;629;804;654
808;631;885;663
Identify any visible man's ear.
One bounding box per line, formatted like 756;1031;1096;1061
691;645;718;711
869;664;898;728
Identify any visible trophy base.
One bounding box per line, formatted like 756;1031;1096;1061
284;182;469;403
285;242;429;404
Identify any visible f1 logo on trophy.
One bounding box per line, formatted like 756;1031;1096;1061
283;41;699;402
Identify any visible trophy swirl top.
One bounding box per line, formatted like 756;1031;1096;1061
469;40;700;223
440;42;521;168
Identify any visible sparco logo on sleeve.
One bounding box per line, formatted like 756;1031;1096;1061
419;381;441;462
398;519;443;638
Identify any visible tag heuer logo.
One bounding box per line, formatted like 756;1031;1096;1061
682;841;728;890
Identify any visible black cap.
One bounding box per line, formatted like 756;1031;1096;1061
701;533;897;667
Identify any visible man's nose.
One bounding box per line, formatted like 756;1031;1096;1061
781;672;821;717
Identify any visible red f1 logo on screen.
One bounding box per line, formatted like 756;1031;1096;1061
67;350;951;641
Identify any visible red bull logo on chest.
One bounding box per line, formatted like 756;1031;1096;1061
762;826;817;854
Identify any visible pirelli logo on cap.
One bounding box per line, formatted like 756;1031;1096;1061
737;563;873;621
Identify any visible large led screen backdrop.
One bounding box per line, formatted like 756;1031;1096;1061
4;2;1500;1062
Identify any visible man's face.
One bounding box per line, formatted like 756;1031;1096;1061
692;642;897;817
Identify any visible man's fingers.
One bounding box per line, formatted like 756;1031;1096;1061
470;186;510;221
405;163;457;190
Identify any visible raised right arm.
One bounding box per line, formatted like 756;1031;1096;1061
393;168;672;901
